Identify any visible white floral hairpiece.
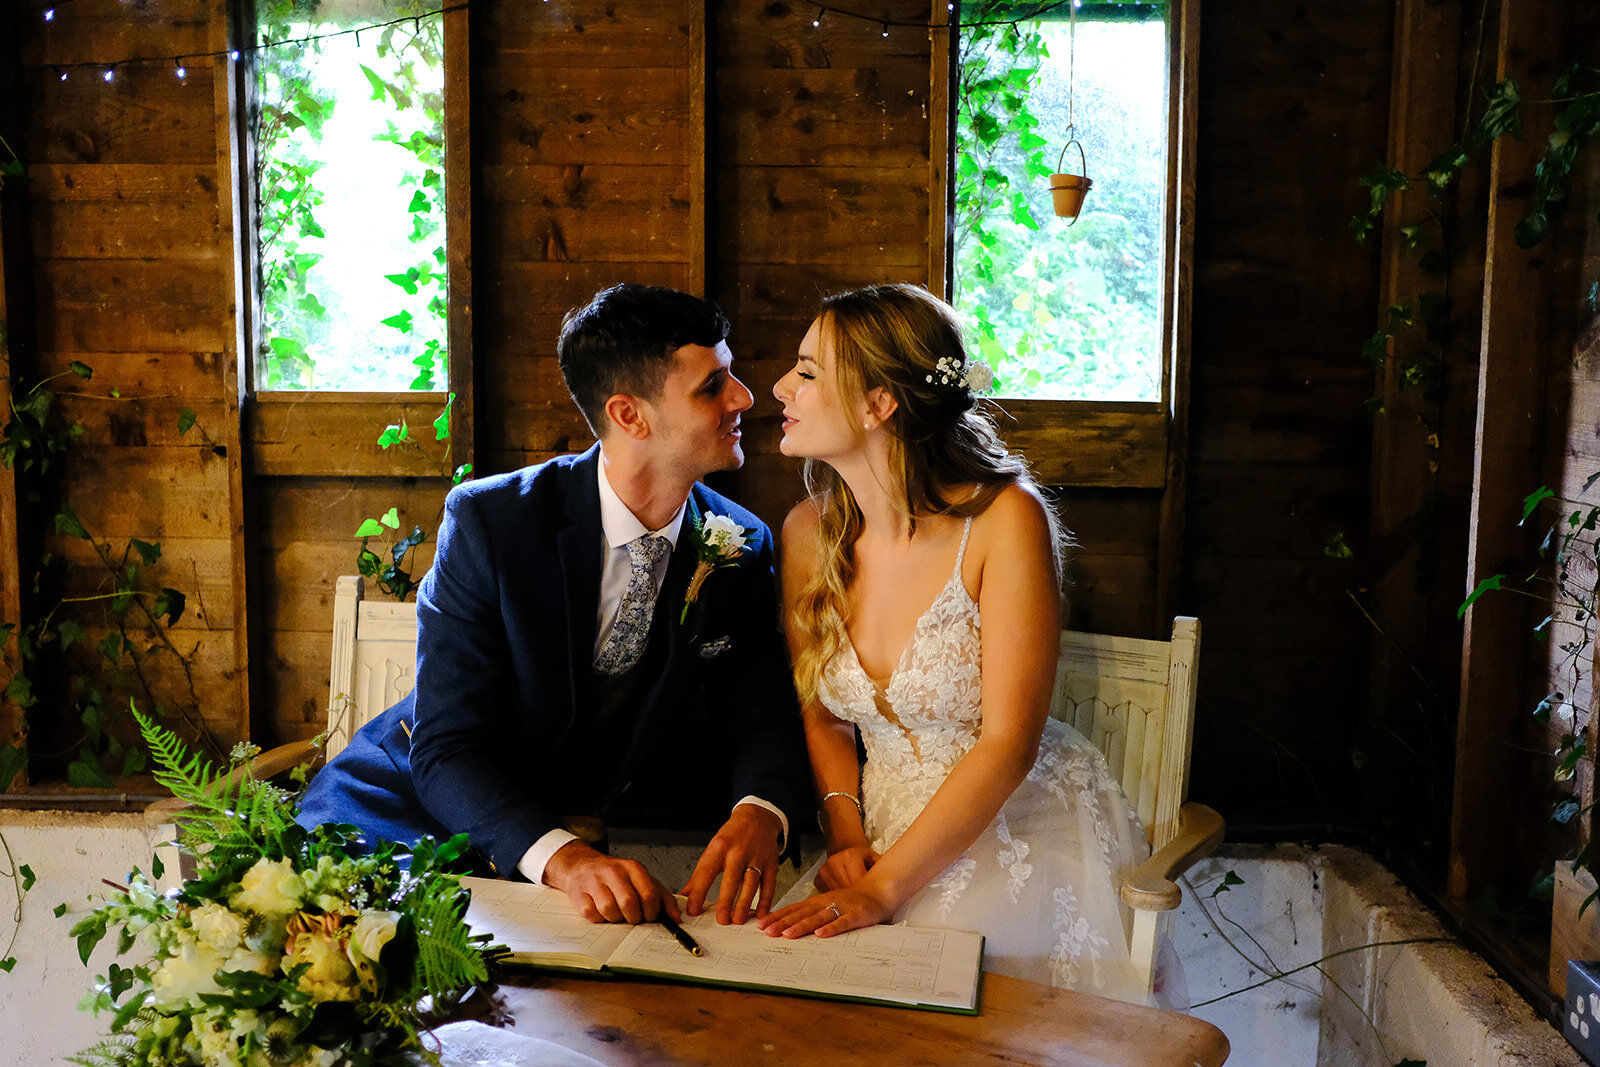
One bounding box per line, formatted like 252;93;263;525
926;356;996;394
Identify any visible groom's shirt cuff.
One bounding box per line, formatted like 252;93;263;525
517;798;788;885
518;829;578;885
736;796;789;851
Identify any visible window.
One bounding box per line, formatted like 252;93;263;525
250;0;448;391
953;2;1170;402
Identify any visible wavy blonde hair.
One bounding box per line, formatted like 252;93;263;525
788;284;1065;705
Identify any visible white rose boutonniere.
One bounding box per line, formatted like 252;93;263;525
681;511;749;623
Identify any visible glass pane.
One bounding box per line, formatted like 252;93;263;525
954;11;1167;401
253;1;447;391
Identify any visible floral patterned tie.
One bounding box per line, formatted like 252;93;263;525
595;534;671;676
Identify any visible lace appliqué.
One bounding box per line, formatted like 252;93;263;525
1048;885;1111;991
925;856;978;922
995;816;1033;903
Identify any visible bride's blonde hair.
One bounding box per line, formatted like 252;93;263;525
788;283;1066;705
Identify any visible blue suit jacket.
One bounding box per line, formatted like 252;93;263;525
298;445;812;875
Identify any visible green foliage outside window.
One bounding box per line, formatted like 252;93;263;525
954;2;1167;401
254;0;448;391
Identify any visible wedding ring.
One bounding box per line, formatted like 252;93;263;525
826;903;841;919
744;865;763;878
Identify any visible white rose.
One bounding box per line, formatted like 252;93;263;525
701;514;748;557
231;857;304;917
150;936;226;1006
350;910;399;965
965;360;995;393
224;945;274;975
190;901;247;953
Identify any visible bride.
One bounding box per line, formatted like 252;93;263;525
757;283;1170;1002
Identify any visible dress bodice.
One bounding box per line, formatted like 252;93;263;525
819;519;982;784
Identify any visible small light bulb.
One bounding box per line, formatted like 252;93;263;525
230;49;241;60
175;65;187;80
881;23;889;37
58;68;68;81
43;7;55;21
103;68;115;82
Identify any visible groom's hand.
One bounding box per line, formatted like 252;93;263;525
542;840;679;924
682;804;784;925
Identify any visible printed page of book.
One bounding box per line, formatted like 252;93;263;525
461;876;633;971
605;911;983;1012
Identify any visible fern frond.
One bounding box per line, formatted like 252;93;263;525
63;1035;136;1067
405;876;486;997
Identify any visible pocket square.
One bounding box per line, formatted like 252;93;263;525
698;636;732;658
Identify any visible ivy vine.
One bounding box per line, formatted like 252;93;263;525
254;0;448;391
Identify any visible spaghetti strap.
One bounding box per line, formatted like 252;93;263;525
953;515;974;576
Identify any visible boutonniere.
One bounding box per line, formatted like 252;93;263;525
681;512;749;622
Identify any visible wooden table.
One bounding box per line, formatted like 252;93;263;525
489;971;1230;1066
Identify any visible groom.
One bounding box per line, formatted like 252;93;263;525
299;284;811;926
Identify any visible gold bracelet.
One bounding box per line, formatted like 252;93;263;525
817;790;863;825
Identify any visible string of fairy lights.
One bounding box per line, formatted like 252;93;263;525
25;0;1086;83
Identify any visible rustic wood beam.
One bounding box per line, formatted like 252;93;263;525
688;0;709;298
928;0;953;297
1451;0;1568;900
215;0;254;744
444;0;474;475
1154;0;1199;631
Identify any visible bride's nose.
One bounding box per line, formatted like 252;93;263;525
773;370;792;403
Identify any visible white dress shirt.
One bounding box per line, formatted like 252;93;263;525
515;454;789;884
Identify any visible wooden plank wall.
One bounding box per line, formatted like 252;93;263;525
13;0;247;768
1181;1;1395;825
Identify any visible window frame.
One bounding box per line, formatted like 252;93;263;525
936;0;1196;490
232;0;474;480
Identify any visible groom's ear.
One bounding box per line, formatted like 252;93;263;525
604;393;651;440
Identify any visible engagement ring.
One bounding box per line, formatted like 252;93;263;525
744;865;762;878
826;903;841;919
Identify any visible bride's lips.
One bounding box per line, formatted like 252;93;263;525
780;412;796;431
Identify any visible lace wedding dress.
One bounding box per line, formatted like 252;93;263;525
812;519;1175;1003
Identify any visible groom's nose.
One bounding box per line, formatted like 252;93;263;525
728;373;754;413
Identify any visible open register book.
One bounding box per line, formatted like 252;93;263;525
460;876;984;1014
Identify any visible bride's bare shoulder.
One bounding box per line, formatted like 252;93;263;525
779;497;825;581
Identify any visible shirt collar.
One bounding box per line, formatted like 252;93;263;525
597;450;688;551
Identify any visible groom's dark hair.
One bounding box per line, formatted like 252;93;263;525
558;284;731;437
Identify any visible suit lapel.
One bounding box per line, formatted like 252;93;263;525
557;445;604;720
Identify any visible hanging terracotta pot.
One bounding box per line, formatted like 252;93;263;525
1048;139;1093;223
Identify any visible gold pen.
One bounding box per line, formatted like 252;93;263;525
657;912;703;957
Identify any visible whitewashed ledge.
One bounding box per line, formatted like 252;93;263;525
0;811;1578;1066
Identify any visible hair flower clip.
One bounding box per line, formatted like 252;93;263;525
927;356;996;394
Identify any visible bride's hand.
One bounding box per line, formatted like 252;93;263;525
815;845;878;892
755;884;894;940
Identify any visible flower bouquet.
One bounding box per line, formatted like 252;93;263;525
68;707;490;1067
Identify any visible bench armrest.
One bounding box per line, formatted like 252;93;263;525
1119;801;1225;912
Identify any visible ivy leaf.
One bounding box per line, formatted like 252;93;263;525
19;864;33;891
359;63;389;101
380;507;400;530
452;462;473;485
1520;485;1555;525
176;408;196;436
376;419;409;448
55;504;90;540
1360;331;1389;366
57;618;85;651
1457;573;1505;619
1357;164;1409;213
4;676;36;710
152;589;186;626
380;311;414;334
52;903;67;918
434;392;454;441
356;548;383;578
1210;870;1245;898
67;750;112;789
120;746;146;777
67;360;93;380
354;518;385;538
0;958;12;973
1423;144;1470;191
129;538;162;566
1474;78;1522;144
407;190;428;214
385;271;420;295
1514;211;1549;249
0;743;26;791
